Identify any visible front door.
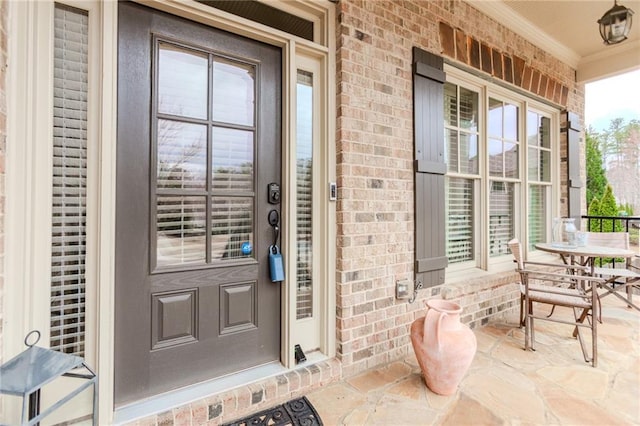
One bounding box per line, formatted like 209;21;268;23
115;2;282;405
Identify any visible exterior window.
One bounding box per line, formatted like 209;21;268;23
488;98;519;257
444;82;479;264
527;111;552;250
446;178;474;263
488;98;519;178
444;74;557;270
489;181;515;256
51;5;89;356
296;70;313;319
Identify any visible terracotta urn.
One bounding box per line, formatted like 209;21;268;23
410;299;477;395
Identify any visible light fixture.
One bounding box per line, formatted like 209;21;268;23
598;0;634;45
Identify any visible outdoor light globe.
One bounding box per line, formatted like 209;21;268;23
598;1;634;45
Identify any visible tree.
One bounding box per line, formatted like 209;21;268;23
620;202;634;216
588;118;640;215
601;117;626;162
601;185;623;232
605;119;640;211
585;128;608;208
587;185;624;232
587;196;601;232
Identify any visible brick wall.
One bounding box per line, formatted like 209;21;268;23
128;359;342;424
128;1;585;423
335;0;583;378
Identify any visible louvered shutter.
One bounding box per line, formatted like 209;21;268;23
51;5;89;356
413;48;447;288
563;111;583;229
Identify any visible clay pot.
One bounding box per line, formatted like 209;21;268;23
410;299;477;395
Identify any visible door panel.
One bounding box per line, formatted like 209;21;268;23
116;2;282;406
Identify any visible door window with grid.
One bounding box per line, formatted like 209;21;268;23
154;41;257;270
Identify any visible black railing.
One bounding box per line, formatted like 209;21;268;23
582;215;640;233
582;215;640;267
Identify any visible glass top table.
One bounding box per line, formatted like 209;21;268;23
535;242;636;261
536;242;640;312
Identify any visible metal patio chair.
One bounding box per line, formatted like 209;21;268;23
583;232;640;311
508;239;603;367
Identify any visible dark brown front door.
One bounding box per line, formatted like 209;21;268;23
115;2;282;405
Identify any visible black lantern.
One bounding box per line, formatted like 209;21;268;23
598;0;634;45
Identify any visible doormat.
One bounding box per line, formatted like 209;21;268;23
223;396;323;426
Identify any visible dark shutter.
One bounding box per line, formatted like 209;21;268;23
563;111;582;229
413;48;447;288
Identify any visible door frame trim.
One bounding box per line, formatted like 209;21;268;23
4;0;113;421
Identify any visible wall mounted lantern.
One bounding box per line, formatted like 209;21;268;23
598;0;634;45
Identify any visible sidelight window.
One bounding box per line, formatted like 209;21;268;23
50;4;89;356
296;70;314;319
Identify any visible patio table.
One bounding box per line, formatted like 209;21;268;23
535;242;639;311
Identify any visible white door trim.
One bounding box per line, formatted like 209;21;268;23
4;0;114;422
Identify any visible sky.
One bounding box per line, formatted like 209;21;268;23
585;69;640;132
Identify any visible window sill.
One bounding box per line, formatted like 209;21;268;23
445;257;516;282
443;266;519;299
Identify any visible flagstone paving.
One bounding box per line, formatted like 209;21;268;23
307;297;640;425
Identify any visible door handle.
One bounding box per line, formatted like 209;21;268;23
267;209;284;282
268;209;280;246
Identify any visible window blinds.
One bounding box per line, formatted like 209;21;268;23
296;70;313;320
50;5;89;356
446;178;474;263
489;181;514;257
528;185;546;250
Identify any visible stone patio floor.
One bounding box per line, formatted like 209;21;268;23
306;296;640;425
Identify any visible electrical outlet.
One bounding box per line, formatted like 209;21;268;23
396;279;412;299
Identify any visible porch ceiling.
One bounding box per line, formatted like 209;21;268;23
472;0;640;83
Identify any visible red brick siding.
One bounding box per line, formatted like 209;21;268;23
438;20;574;107
130;359;341;425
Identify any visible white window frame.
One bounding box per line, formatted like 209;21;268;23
444;65;560;278
524;105;555;253
443;75;484;271
290;53;328;354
